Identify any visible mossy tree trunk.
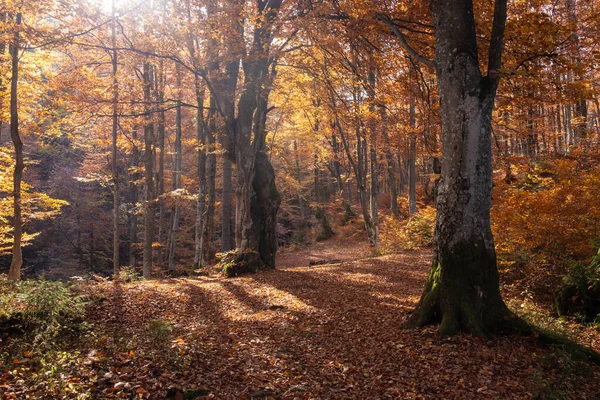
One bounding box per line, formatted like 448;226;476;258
405;0;523;337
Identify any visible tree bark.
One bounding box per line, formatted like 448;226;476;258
381;108;399;217
230;0;282;270
200;95;217;267
367;62;378;244
129;127;139;268
8;12;22;281
294;140;306;219
156;63;167;270
142;62;155;279
221;157;234;251
168;67;183;273
408;104;417;215
405;0;524;337
193;78;207;268
111;2;120;276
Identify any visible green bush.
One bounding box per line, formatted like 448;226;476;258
555;249;600;323
118;266;142;282
0;276;87;342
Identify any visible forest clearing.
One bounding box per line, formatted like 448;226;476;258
2;0;600;398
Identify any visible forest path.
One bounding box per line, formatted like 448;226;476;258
79;243;600;399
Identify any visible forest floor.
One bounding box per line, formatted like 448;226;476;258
3;238;600;399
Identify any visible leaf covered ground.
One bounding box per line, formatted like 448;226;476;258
2;241;600;399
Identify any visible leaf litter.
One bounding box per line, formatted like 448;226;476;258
2;243;600;399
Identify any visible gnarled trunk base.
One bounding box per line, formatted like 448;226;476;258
404;240;529;337
224;153;280;277
219;249;263;278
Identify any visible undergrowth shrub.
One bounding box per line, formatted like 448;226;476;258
379;206;436;253
0;275;87;343
555;249;600;323
118;266;142;282
340;201;357;225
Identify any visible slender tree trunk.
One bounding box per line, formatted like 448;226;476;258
129;128;139;268
565;0;588;143
168;68;183;273
0;12;5;142
8;12;22;281
111;2;120;276
367;63;378;244
294;140;306;219
397;152;405;196
142;63;155;279
156;64;167;270
369;140;378;244
408;104;417;215
330;133;343;196
405;0;524;337
194;78;207;268
313;150;319;202
200;96;217;267
381;108;399;217
336;117;376;245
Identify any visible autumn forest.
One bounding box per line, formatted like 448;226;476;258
2;0;600;398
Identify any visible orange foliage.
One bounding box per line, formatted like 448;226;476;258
492;156;600;264
379;203;436;253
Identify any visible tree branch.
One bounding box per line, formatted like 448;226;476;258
377;13;435;69
487;0;508;80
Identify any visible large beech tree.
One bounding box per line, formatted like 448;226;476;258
403;0;525;336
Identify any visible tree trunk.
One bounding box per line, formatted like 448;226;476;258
294;140;306;219
330;133;344;196
142;62;155;279
128;128;139;268
221;157;234;251
336;117;376;245
405;0;524;337
211;0;282;275
251;150;281;269
381;108;399;217
156;64;167;270
313;150;320;202
408;104;417;215
168;69;183;273
369;140;378;245
193;78;207;268
566;0;588;143
200;96;217;267
367;63;378;244
8;12;22;281
111;3;120;276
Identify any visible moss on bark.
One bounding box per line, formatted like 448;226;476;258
219;249;264;278
404;240;529;338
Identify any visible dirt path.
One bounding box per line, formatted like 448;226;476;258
276;237;374;268
11;244;599;399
